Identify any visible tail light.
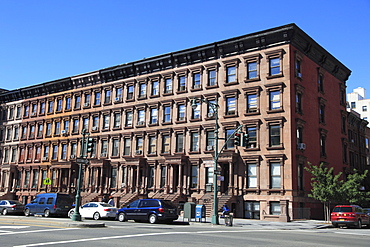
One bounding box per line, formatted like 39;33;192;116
104;208;112;211
158;207;164;213
11;205;16;208
54;205;56;209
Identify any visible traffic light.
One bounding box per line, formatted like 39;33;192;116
86;137;94;153
243;133;249;147
234;132;242;146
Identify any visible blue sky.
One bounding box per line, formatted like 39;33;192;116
1;0;369;94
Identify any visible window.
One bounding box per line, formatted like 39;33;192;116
178;104;186;121
24;170;30;188
13;126;19;140
269;125;280;147
46;123;52;136
176;133;184;153
318;73;324;92
75;95;81;109
297;126;303;144
270;162;281;188
246;126;257;148
298;163;304;191
47;101;54;113
103;115;110;129
320;134;326;157
94;92;101;105
295;59;302;78
116;88;123;101
113;112;121;128
192;102;201;119
37;124;43;138
319;104;325;123
125;111;133;127
148;167;154;188
270;202;281;215
226;96;236;115
110;167;117;188
148;136;157;154
27;146;33;160
52;145;58;160
190;132;199;152
269;57;280;76
178;75;186;91
247;61;258;80
92;116;99;129
24;105;30;117
136;137;143;153
191;165;198;188
163;105;171;123
99;140;107;157
84;93;91;106
247;163;257;188
43;146;49;160
56;99;62;111
269;91;281;110
363;105;367;112
350;102;356;109
82;118;89;131
72;119;79;133
160;166;166;188
226;129;234;149
39;102;45;115
162;134;170;153
139;83;147;98
164;78;172;94
193;73;201;89
137;109;145;125
54;122;61;135
208;70;217;86
206;131;215;150
207;99;216;117
151;81;159;96
247;94;258;113
127;85;134;100
206;167;213;184
61;144;67;160
123;137;131;156
150;108;158;124
65;97;71;110
35;146;41;161
112;139;119;156
31;104;37;116
296;92;302;114
226;66;236;83
104;89;111;104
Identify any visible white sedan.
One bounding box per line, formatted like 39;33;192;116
68;202;117;220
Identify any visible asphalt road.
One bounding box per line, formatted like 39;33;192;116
1;216;370;247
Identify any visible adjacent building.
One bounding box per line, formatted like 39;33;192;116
347;87;370;124
0;24;355;221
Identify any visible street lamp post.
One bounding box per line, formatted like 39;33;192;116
71;129;89;221
191;98;220;225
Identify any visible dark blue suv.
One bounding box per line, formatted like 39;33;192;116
117;199;178;224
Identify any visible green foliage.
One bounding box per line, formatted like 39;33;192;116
339;170;370;205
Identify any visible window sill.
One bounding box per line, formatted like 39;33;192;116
266;146;284;150
176;90;188;94
175;119;187;124
149;95;160;99
205;85;219;89
224;81;238;86
189;118;201;122
267;108;284;114
190;87;202;92
244;111;260;116
267;74;283;79
163;92;174;96
126;99;135;103
162;121;172;125
224;114;238;118
124;126;133;129
189;151;200;154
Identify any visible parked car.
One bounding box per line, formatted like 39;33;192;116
117;199;178;224
68;202;117;220
0;200;25;215
24;193;74;217
331;205;370;228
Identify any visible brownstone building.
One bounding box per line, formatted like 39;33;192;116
0;24;354;220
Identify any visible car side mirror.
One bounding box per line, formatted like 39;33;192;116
31;200;36;204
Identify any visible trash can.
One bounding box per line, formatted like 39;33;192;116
224;214;233;226
195;204;206;222
183;202;196;221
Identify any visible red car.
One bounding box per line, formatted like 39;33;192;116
331;205;370;228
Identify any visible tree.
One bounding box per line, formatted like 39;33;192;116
339;170;370;205
304;162;342;222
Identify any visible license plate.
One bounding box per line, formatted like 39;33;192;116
65;206;69;208
339;219;345;221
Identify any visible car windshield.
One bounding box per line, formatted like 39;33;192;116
333;207;352;212
100;203;113;207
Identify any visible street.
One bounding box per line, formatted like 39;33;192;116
1;216;370;247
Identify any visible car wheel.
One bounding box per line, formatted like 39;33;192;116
44;209;50;217
24;209;30;217
356;219;362;229
2;208;8;215
118;212;126;222
68;210;74;219
148;214;158;224
93;212;100;220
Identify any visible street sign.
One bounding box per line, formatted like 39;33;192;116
214;170;221;175
43;178;52;185
76;158;88;164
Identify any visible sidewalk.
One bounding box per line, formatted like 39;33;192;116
179;216;331;230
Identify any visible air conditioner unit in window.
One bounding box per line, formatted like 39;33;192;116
91;154;96;158
137;121;144;126
179;86;186;91
61;130;68;135
84;103;90;107
114;97;121;102
206;145;214;151
31;112;36;116
70;155;75;159
136;150;143;155
178;117;185;121
92;126;98;131
297;143;306;150
194;84;201;89
42;157;48;161
207;113;214;118
100;153;107;157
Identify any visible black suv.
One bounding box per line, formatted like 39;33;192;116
117;199;178;224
